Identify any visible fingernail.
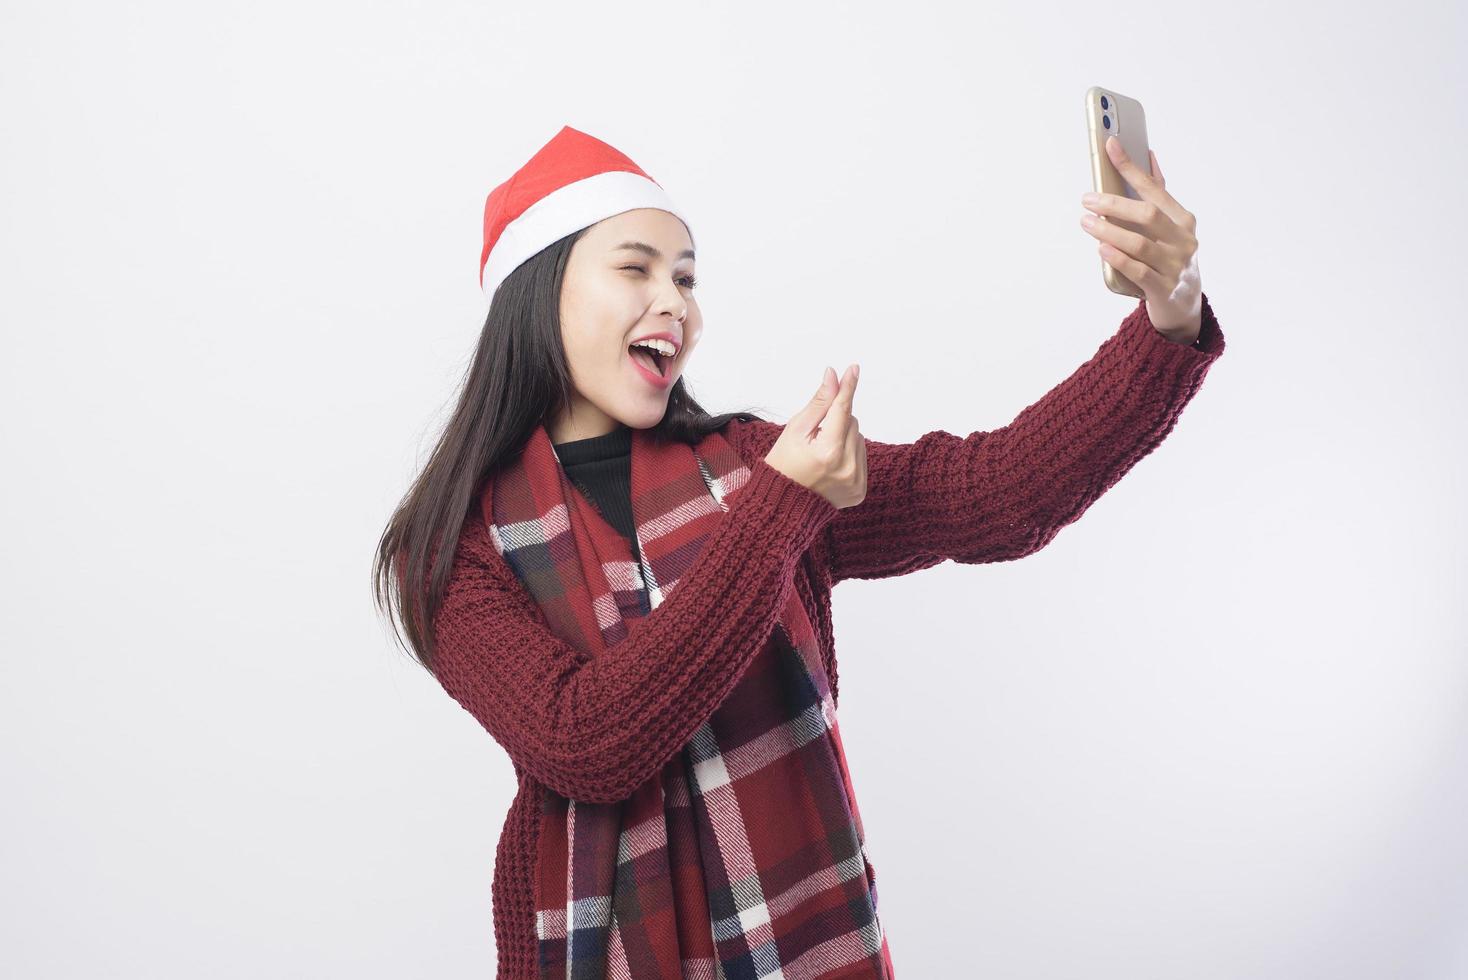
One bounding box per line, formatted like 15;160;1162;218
1082;192;1100;205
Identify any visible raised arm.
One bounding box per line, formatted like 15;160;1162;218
732;293;1226;584
428;457;839;804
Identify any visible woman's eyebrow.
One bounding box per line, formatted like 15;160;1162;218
611;241;696;262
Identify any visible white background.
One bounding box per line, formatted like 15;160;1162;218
3;1;1465;977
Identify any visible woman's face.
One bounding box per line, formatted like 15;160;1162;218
549;208;703;442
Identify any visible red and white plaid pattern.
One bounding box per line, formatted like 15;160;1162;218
483;422;894;979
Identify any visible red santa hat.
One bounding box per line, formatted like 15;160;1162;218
479;125;696;307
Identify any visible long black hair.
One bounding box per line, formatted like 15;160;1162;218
372;225;766;676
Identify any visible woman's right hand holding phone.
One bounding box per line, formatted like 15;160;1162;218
764;364;867;510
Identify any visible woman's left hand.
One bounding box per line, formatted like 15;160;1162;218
1080;135;1203;343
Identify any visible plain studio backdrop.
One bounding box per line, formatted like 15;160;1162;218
3;1;1464;977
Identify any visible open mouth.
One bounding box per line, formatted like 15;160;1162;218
628;343;672;380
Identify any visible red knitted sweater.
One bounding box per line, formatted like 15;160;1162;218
430;294;1226;977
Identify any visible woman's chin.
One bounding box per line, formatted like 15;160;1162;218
622;401;669;429
594;391;657;427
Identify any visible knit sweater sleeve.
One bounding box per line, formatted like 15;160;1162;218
429;456;840;805
729;292;1226;583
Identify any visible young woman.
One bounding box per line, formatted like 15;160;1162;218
373;125;1224;979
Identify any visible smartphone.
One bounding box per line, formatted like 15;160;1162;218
1084;86;1153;298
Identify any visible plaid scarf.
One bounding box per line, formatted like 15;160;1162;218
483;421;895;979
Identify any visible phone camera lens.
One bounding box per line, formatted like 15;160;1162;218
1102;114;1111;130
1100;95;1110;111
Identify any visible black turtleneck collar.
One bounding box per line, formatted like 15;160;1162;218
553;423;632;465
550;423;639;562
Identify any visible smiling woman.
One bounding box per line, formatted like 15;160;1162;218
374;125;761;677
550;209;707;440
372;125;900;979
372;122;1225;980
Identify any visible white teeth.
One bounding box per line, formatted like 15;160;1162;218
630;338;676;357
